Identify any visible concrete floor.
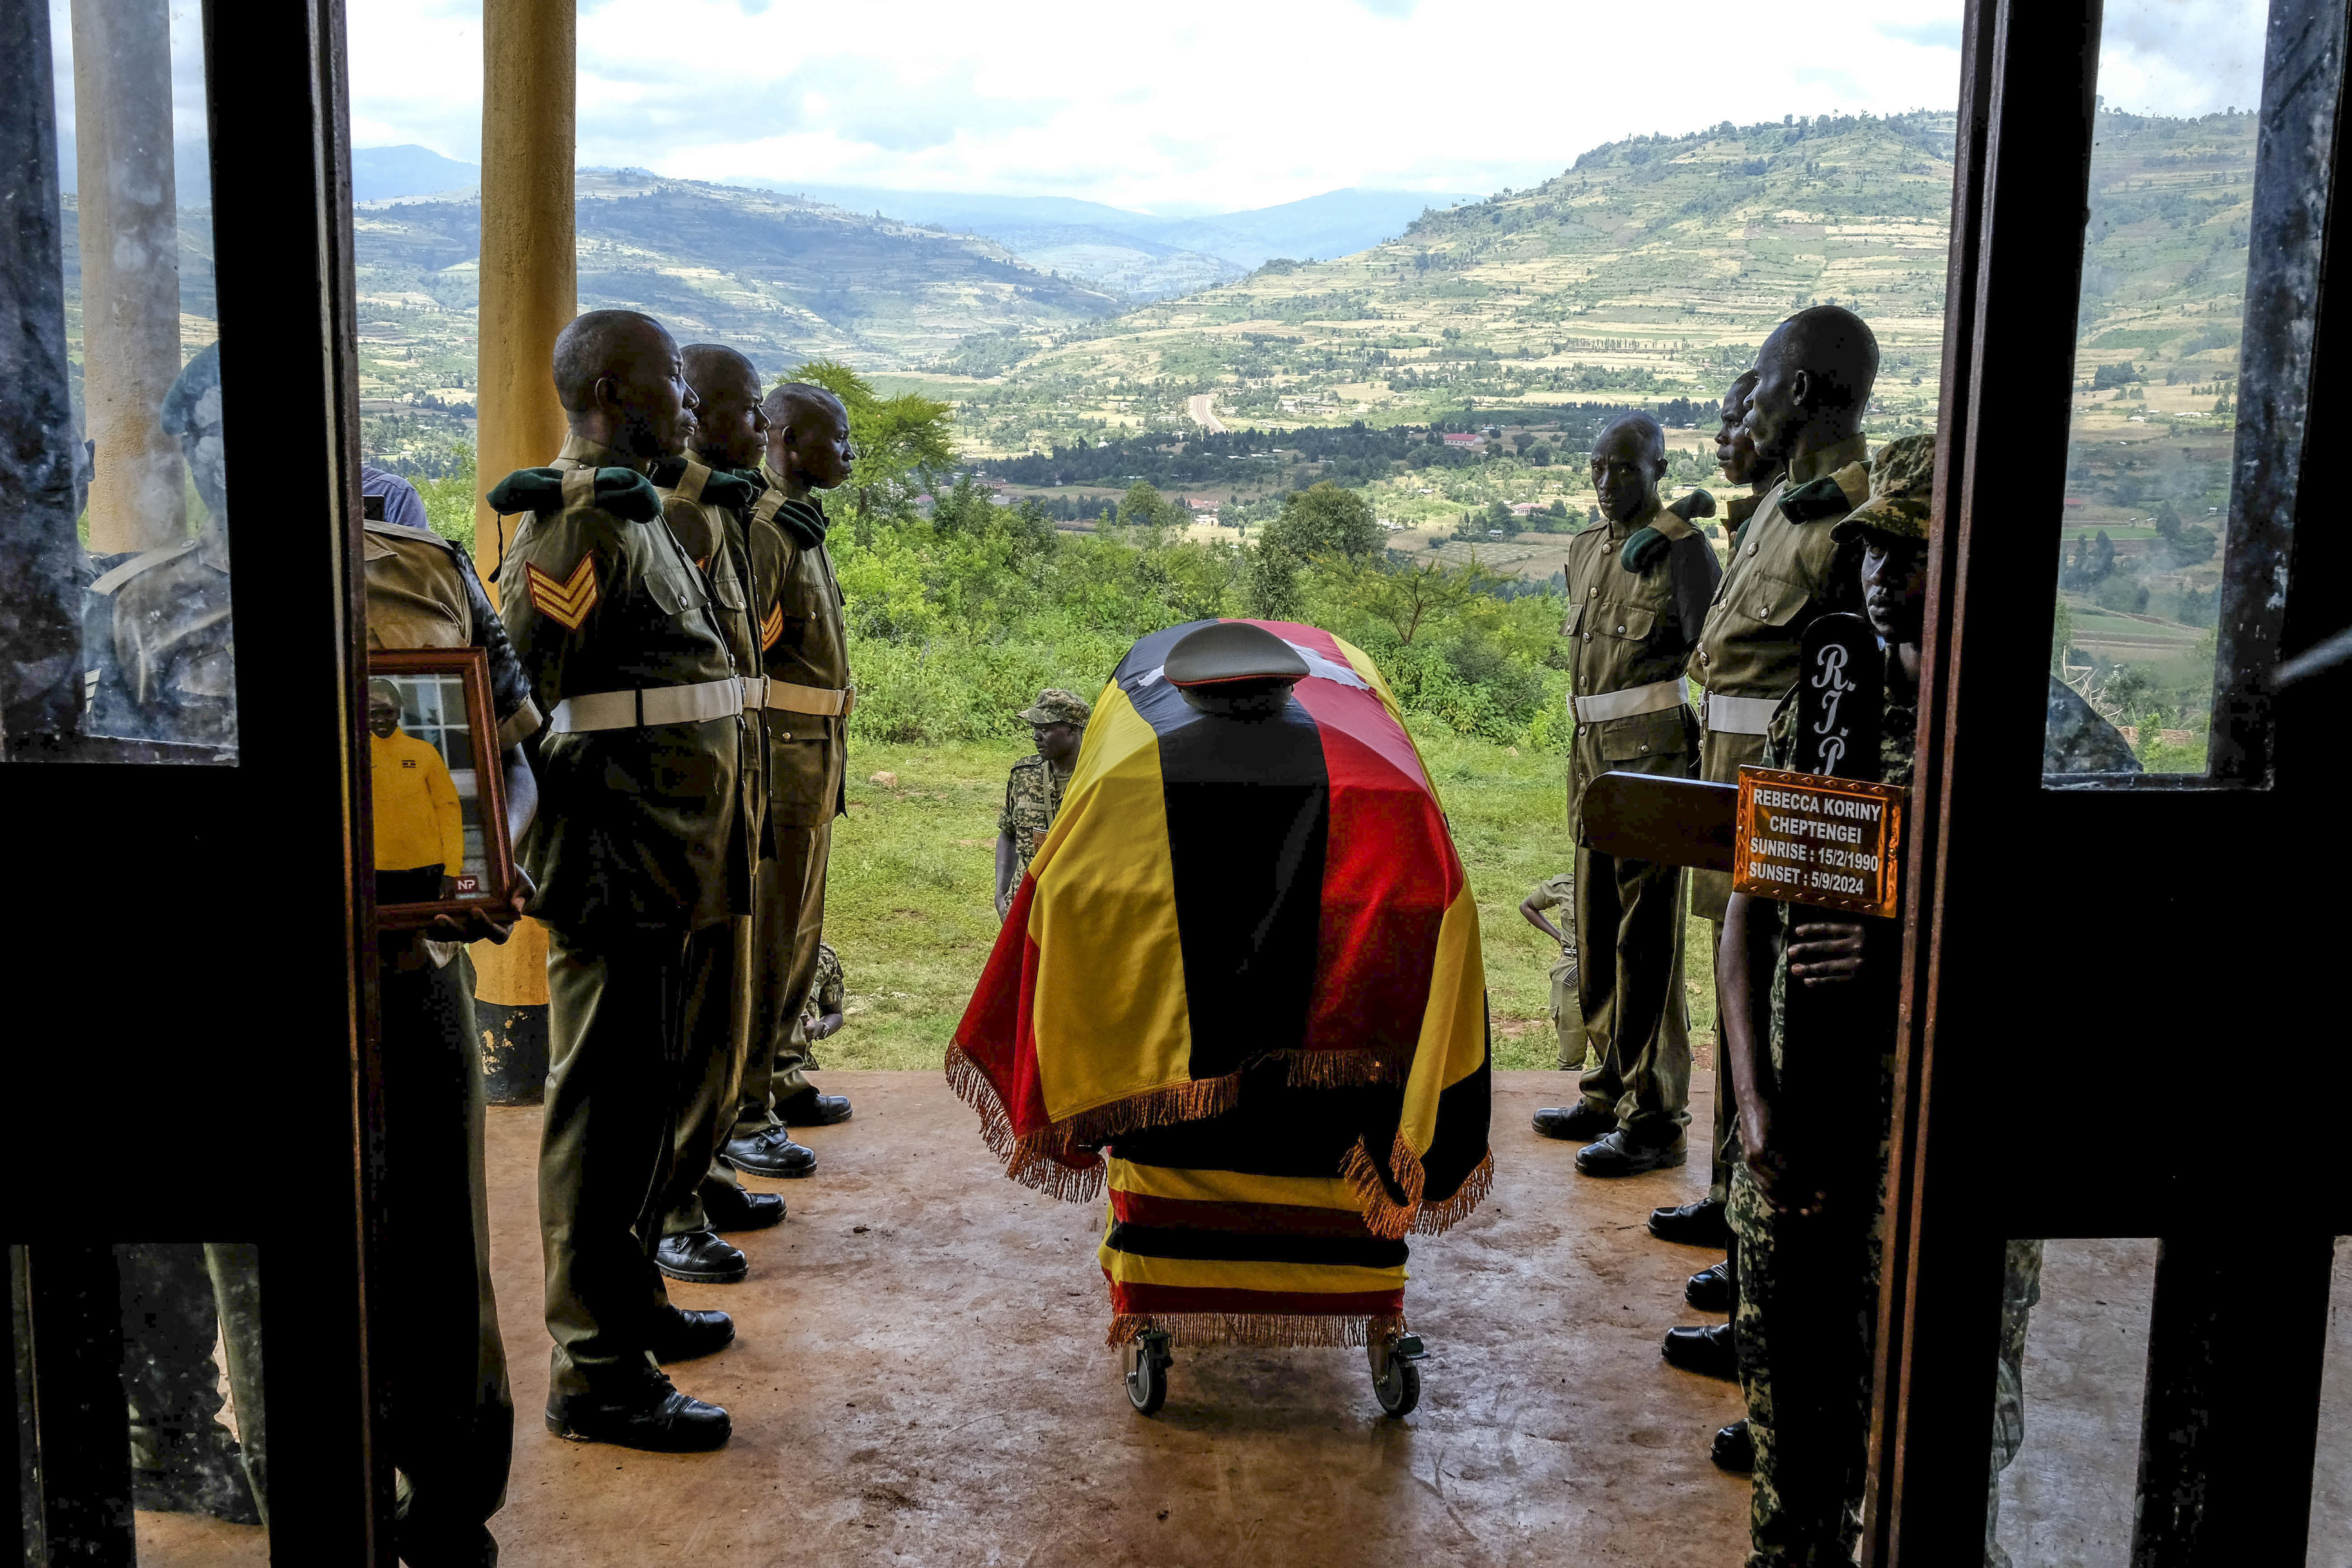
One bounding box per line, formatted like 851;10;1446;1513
131;1072;2352;1567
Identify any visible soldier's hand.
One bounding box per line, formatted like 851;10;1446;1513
422;868;534;946
1747;1142;1829;1219
1788;920;1867;986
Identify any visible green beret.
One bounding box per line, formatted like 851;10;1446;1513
484;466;661;523
648;457;760;512
1619;525;1671;573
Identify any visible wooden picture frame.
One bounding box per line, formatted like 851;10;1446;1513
365;646;517;930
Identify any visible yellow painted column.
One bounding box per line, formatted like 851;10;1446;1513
468;0;574;1070
71;0;187;553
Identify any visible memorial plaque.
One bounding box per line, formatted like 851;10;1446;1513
1733;767;1907;917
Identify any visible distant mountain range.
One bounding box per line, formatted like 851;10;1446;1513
340;170;1120;400
934;109;2256;455
347;147;1470;303
725;182;1481;296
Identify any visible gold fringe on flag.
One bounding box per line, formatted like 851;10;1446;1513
1340;1133;1492;1240
1106;1311;1407;1350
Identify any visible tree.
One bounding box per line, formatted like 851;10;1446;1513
1526;442;1552;466
1117;480;1179;531
1330;555;1510;646
1262;481;1381;561
785;359;955;536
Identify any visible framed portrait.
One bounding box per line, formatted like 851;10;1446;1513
365;647;518;930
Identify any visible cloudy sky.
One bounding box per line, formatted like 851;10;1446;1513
58;0;2271;215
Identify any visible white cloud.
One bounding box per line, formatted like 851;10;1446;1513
322;0;2250;211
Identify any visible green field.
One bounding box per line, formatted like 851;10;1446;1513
816;730;1718;1078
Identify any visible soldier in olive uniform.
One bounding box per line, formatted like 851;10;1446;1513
1532;413;1720;1176
994;688;1090;919
493;309;750;1452
651;345;791;1287
1650;371;1792;1387
84;342;235;751
721;381;859;1179
1518;874;1588;1071
362;504;543;1563
1719;435;2126;1566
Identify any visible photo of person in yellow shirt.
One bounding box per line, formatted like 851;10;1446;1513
368;679;465;901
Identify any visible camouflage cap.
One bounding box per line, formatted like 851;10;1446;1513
1833;433;1936;543
1019;688;1092;728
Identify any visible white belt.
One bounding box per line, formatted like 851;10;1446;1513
548;678;745;734
1705;693;1783;735
762;680;851;717
1573;678;1688;724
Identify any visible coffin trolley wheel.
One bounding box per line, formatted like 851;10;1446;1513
1369;1333;1425;1417
1124;1329;1173;1415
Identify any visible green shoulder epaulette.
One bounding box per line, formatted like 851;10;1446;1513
484;466;660;523
1779;461;1872;523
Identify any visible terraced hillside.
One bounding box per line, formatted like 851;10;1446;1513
927;110;2257;458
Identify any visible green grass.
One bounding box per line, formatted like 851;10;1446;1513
815;728;1717;1075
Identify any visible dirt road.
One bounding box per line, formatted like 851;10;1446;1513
1186;393;1225;433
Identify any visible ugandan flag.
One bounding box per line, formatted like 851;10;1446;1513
949;619;1492;1262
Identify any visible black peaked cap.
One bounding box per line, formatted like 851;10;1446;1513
1164;621;1310;688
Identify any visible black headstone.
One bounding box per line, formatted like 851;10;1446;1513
1793;613;1884;780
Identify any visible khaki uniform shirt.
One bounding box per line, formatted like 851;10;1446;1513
998;753;1071;884
1562;499;1719;832
1691;436;1871;916
362;518;542;746
497;434;751;938
658;462;766;847
748;468;852;828
87;527;237;749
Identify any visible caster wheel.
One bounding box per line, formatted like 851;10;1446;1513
1124;1330;1171;1415
1370;1334;1424;1417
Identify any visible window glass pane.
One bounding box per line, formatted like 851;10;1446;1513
2305;1236;2352;1564
2044;0;2330;782
47;0;237;760
9;1243;269;1563
1990;1238;2157;1566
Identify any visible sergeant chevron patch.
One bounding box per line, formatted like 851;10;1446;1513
761;602;784;651
526;554;599;630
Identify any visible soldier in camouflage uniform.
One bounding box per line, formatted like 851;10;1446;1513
493;309;752;1453
1531;412;1721;1177
994;688;1091;919
1720;435;2132;1566
1518;873;1588;1070
798;941;846;1060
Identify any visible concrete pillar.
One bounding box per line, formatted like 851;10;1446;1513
469;0;575;1098
71;0;186;555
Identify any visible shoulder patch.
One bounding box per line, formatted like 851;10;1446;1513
525;552;600;631
1649;511;1697;542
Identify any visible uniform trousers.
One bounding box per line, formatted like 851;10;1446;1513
728;819;832;1140
659;914;754;1236
1548;949;1589;1071
1573;842;1691;1145
119;1241;266;1522
541;921;737;1400
380;945;512;1566
1706;917;1741;1205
